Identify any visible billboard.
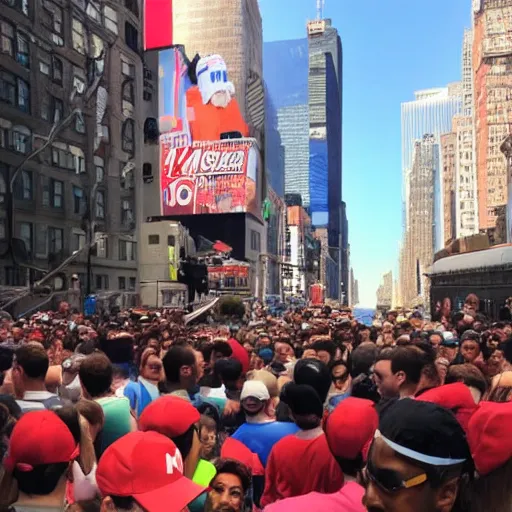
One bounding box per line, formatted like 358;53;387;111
144;0;173;51
161;139;259;217
309;138;329;227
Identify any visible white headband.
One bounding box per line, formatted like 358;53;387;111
375;430;467;466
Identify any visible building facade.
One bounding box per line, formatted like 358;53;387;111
0;0;140;303
376;271;393;311
441;130;457;245
400;135;439;308
473;0;512;230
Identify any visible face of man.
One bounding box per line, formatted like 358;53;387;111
363;437;458;512
316;350;332;366
373;360;400;399
206;472;244;512
460;340;480;363
332;364;350;392
274;342;293;364
195;350;205;382
429;334;442;351
241;397;265;417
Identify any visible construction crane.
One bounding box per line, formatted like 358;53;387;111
316;0;325;20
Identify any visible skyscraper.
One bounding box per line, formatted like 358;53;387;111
473;1;512;230
401;86;462;249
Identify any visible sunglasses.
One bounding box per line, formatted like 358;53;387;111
364;457;427;493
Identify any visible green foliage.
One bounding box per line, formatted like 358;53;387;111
218;296;245;318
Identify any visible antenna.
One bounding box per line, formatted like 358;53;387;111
316;0;325;19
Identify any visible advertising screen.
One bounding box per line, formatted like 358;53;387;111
144;0;173;51
161;139;259;217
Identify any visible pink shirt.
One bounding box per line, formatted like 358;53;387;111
263;482;365;512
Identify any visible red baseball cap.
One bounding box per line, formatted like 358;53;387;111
221;437;264;476
325;397;378;460
5;411;79;472
467;401;512;476
139;396;200;438
417;383;478;434
227;338;250;374
97;431;206;512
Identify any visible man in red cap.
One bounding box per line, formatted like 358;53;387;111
5;410;80;510
264;397;378;511
97;431;206;512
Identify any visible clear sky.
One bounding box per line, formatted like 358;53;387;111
259;0;472;307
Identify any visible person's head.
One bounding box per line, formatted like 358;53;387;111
487;345;507;376
194;350;205;381
293;358;332;403
97;431;206;512
198;415;217;460
214;358;244;392
210;341;233;366
311;340;336;365
206;459;251;512
459;331;481;364
438;335;459;363
487;371;512;403
445;364;487;404
256;333;271;349
79;353;113;399
76;398;105;442
239;380;272;419
139;348;163;383
464;401;512;512
5;410;80;496
331;360;351;392
281;382;323;430
139;396;201;480
274;340;294;364
350;342;379;378
363;399;472;512
325;397;378;477
162;345;198;389
429;332;444;352
12;342;49;397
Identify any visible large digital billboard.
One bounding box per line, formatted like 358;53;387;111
144;0;173;51
161;139;258;217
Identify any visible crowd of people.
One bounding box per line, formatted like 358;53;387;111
0;297;511;512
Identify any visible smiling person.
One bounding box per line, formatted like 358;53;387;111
362;399;472;512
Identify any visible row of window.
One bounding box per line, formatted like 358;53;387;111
0;69;29;113
88;274;136;291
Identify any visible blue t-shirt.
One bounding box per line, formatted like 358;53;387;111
232;421;300;466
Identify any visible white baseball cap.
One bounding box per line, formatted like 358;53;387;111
240;380;270;401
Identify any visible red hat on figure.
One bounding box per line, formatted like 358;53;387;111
418;383;478;434
227;338;249;374
467;401;512;476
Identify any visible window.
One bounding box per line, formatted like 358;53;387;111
72;186;84;214
2;0;29;16
39;51;50;75
12;125;31;154
143;90;152;102
52;179;63;208
49;227;63;253
35;224;48;258
16;32;29;67
118;276;126;290
122;80;134;116
95;156;104;183
125;22;138;52
0;166;6;205
96;235;107;258
148;234;159;244
52;97;63;123
125;0;139;17
95;274;109;290
122;119;135;155
129;277;136;290
250;230;261;252
121;199;134;225
142;163;153;183
167;235;175;246
0;70;15;105
17;77;29;113
121;58;135;78
86;0;101;22
42;0;64;45
72;18;87;54
19;170;32;200
95;190;105;218
103;6;118;34
0;21;14;57
71;231;85;252
41;176;50;206
52;144;74;170
19;222;32;256
0;218;6;240
52;57;63;84
75;111;85;133
72;67;86;95
119;240;135;260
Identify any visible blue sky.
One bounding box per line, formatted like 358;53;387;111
259;0;471;306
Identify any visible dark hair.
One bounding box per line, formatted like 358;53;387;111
215;359;242;383
79;353;113;398
390;346;429;385
212;341;233;358
445;364;487;397
460;458;512;512
111;496;137;510
162;345;196;384
100;335;133;364
14;462;69;495
311;340;336;360
349;342;378;378
0;345;14;373
173;424;196;460
15;343;49;380
213;458;252;493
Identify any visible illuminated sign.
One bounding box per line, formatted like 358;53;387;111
144;0;173;51
307;20;326;35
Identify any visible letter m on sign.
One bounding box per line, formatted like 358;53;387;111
144;0;173;51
